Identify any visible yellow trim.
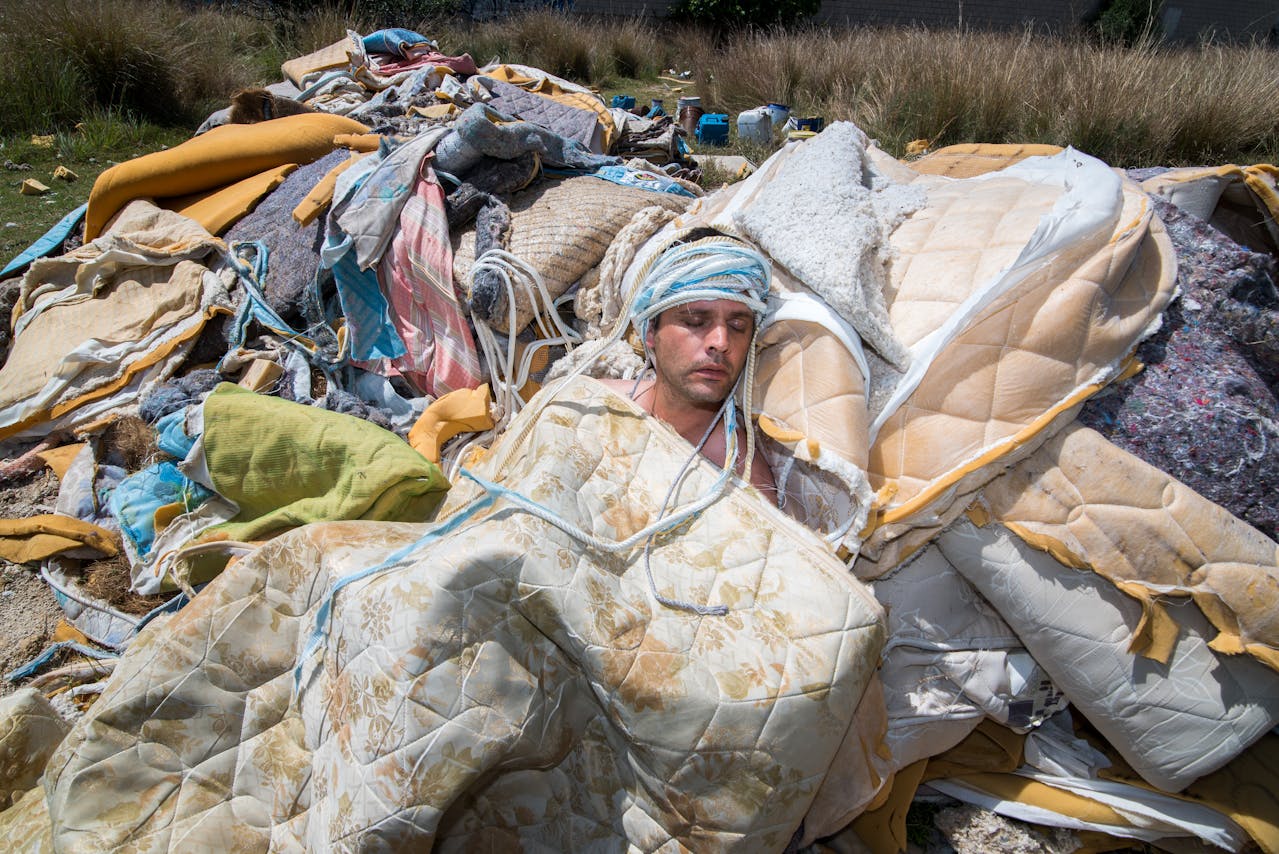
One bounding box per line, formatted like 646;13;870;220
1108;193;1147;245
878;373;1109;526
757;413;804;444
1243;165;1279;220
1002;523;1092;571
35;443;87;480
949;773;1131;826
1113;356;1143;383
964;501;992;528
1115;580;1178;664
408;384;494;464
1242;642;1279;673
0;305;230;443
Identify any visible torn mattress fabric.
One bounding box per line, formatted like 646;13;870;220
860;146;1176;562
0;201;236;443
32;377;886;851
4;97;1279;854
592;127;1173;567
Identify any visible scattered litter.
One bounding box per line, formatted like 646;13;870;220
0;24;1274;854
19;179;48;195
691;153;757;179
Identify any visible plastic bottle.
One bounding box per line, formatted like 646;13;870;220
736;108;771;143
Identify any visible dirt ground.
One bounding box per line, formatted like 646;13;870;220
0;468;69;699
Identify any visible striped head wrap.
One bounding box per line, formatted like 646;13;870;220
629;232;771;345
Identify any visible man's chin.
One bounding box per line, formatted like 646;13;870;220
683;377;734;404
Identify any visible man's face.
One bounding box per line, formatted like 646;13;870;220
646;299;755;407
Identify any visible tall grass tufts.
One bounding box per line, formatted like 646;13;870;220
0;0;272;135
445;12;668;87
698;25;1279;165
0;3;1276;166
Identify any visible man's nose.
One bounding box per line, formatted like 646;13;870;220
705;322;729;352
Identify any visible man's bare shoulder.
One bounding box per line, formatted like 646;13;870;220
598;377;652;399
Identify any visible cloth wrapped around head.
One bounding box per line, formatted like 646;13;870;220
629;232;771;344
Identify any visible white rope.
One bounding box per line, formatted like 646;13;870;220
470;239;766;616
638;332;761;616
590;205;680;337
470;248;582;432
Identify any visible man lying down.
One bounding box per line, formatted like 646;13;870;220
590;226;870;552
600;227;778;501
28;232;886;850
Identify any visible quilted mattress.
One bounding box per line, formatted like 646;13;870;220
29;376;886;851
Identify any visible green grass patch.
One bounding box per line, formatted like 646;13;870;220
0;120;188;266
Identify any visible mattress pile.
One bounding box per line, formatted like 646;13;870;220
0;24;1276;854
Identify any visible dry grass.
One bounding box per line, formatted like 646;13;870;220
697;26;1279;165
98;415;160;472
0;3;1275;166
0;0;274;134
444;11;670;86
81;554;172;615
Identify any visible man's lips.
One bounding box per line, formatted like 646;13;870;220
692;364;728;379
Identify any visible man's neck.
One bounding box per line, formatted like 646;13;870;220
649;385;726;448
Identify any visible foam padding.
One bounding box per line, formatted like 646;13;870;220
85;113;368;239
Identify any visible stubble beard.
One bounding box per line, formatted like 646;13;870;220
670;360;738;408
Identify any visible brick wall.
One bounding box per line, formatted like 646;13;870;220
569;0;1279;42
1159;1;1279;42
569;0;1096;27
571;0;664;17
806;0;1095;31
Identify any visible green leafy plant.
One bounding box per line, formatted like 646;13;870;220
667;0;821;31
1093;0;1163;45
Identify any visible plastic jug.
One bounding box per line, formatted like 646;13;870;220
736;108;772;143
767;103;789;130
696;113;730;146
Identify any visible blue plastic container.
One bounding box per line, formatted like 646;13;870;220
696;113;729;146
611;94;636;111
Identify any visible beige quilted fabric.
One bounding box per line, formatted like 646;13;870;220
979;423;1279;672
0;200;232;442
1140;163;1279;255
452;177;690;334
865;163;1176;550
642;143;1175;572
909;143;1064;179
755;319;869;470
0;689;68;810
0;787;53;850
281;36;354;88
39;377;886;852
